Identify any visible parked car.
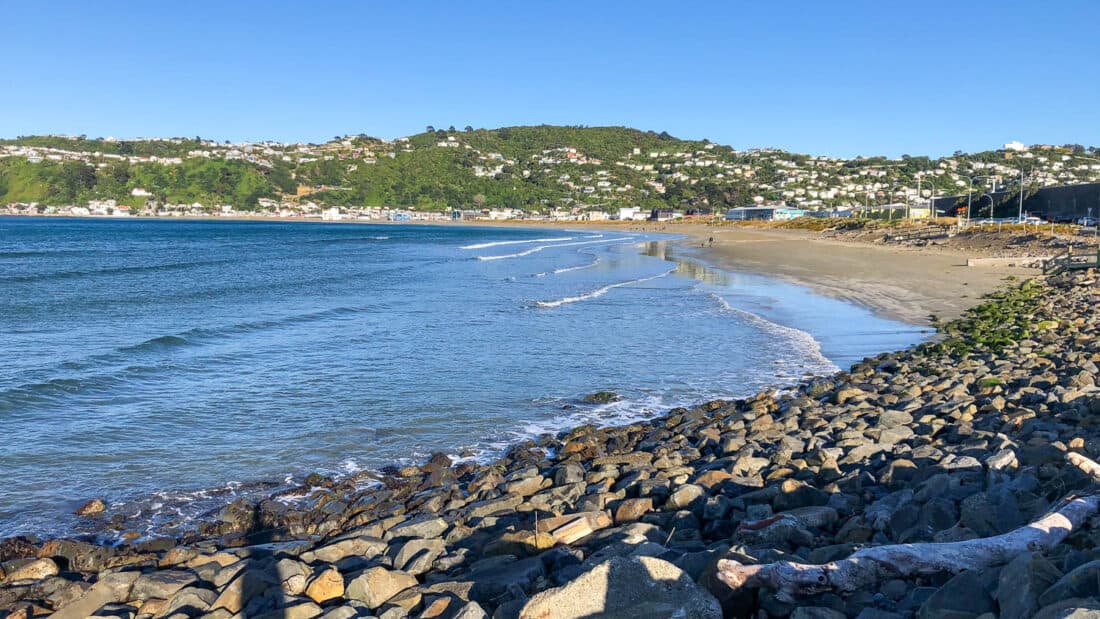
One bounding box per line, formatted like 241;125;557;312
1021;216;1043;225
1077;216;1098;226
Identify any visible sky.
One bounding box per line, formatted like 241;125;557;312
3;1;1099;157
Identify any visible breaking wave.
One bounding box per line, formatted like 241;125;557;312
460;236;573;250
535;268;676;308
708;292;838;373
477;237;632;261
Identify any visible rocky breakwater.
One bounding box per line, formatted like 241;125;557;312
2;270;1100;618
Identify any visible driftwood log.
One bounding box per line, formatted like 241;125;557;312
716;449;1100;601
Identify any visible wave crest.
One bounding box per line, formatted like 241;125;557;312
460;237;573;250
536;268;675;308
478;237;632;261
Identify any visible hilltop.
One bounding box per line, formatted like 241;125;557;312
1;127;1098;217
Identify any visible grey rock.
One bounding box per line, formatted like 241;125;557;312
1039;559;1100;607
390;538;445;575
345;567;417;609
918;570;995;619
301;536;388;564
997;551;1063;619
552;463;585;486
791;607;848;619
130;569;197;601
387;516;448;540
665;484;705;510
518;556;721;619
468;555;546;603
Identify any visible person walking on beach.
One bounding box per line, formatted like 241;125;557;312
708;236;714;247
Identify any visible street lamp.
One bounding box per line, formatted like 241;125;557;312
1018;167;1027;223
916;171;937;221
967;175;999;223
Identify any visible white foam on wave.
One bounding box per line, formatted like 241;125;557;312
460;236;573;250
536;268;676;308
371;236;390;240
533;255;600;278
708;292;838;374
477;237;632;261
553;257;600;274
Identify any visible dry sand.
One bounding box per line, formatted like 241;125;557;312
497;221;1039;326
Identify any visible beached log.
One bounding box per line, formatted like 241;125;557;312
716;450;1100;601
1067;451;1100;483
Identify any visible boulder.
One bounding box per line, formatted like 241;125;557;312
468;555;546;603
2;558;59;582
918;570;996;619
300;537;387;564
552;464;585;486
75;498;107;516
345;566;417;609
518;556;721;619
997;552;1063;619
274;558;311;595
791;608;848;619
50;572;138;619
1039;560;1100;607
130;570;198;601
253;601;325;619
583;391;621;404
390;538;446;575
613;498;653;524
665;484;705;510
387;516;449;540
305;566;345;604
210;569;278;614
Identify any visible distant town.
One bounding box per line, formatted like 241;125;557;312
2;128;1099;224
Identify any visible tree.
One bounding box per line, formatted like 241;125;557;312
473;194;486;209
464;126;473;132
448;125;457;133
426;125;435;133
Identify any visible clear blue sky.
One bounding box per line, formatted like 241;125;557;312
4;0;1098;157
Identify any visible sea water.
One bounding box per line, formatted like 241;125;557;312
0;217;925;537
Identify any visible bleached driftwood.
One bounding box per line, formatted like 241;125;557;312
717;449;1100;601
1067;451;1100;483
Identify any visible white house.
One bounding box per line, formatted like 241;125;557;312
617;207;646;221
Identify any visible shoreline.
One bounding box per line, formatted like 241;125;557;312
0;217;1025;541
2;214;1040;326
2;268;1096;619
0;221;924;542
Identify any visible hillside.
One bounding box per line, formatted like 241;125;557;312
1;127;1098;215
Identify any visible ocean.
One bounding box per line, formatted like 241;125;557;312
0;217;926;539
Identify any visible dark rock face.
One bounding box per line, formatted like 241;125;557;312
3;272;1100;618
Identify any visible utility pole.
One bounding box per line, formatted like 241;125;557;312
966;177;974;226
1018;167;1025;222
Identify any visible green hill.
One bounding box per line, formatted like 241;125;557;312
2;127;1096;213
